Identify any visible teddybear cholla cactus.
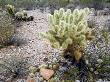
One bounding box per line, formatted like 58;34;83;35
6;4;34;21
42;8;94;61
15;10;27;20
6;4;15;16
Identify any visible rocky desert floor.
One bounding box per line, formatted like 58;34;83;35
0;8;110;65
0;8;110;82
0;9;57;65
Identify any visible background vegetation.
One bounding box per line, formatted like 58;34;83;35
0;0;36;10
0;9;15;47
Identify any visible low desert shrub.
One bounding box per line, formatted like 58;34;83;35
37;0;71;7
14;0;36;10
0;0;36;10
36;0;73;13
80;0;107;9
0;10;14;47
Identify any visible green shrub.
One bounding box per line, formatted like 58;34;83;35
37;0;72;8
48;0;71;7
41;8;94;61
15;0;36;10
0;10;14;46
80;0;106;9
0;0;13;7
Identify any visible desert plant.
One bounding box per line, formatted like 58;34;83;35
0;0;37;10
15;0;36;10
6;4;15;16
0;0;14;8
80;0;106;9
15;10;34;21
15;10;27;20
42;8;94;61
0;55;30;81
27;66;37;82
6;5;34;21
0;10;14;47
48;0;71;7
37;0;71;7
37;0;73;13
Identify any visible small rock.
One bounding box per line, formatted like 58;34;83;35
40;68;54;80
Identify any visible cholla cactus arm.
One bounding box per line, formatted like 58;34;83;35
6;4;15;16
15;12;23;19
22;10;27;16
15;10;28;21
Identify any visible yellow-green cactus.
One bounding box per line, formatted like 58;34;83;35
6;4;15;16
6;4;33;21
15;11;23;20
15;10;28;20
29;66;37;74
42;8;94;61
15;10;33;21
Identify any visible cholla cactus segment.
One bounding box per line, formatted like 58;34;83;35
15;10;28;21
43;8;94;49
6;4;15;16
22;10;27;16
15;10;34;21
15;12;23;19
29;66;37;74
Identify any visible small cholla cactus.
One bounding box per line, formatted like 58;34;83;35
15;11;24;20
22;10;27;16
27;66;37;82
15;10;33;21
6;4;15;16
29;66;37;74
42;8;94;61
6;4;34;21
